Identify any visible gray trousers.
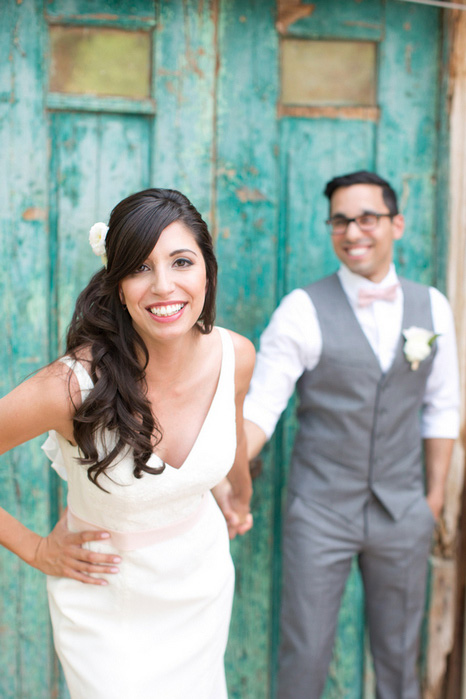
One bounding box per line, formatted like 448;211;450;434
277;493;435;699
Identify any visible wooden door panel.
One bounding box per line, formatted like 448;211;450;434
216;1;279;694
49;112;151;351
376;1;441;287
0;1;53;696
279;118;377;293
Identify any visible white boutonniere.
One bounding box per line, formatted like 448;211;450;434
89;222;109;267
402;326;438;371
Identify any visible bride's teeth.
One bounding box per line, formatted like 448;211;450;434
150;303;184;317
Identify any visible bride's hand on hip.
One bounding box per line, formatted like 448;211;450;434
33;509;121;585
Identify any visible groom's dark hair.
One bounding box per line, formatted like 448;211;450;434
324;171;399;216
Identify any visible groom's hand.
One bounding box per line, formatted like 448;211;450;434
212;478;253;540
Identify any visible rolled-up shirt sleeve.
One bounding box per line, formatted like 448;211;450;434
421;288;460;439
243;289;322;439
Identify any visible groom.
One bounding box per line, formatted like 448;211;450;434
244;171;459;698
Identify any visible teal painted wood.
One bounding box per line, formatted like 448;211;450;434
215;1;279;696
278;117;377;294
281;0;384;41
47;93;156;115
0;1;54;697
50;112;152;350
45;0;156;28
152;0;217;224
433;14;451;294
376;2;441;287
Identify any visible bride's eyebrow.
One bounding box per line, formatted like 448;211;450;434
169;249;198;257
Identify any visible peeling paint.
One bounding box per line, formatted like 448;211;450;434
47;13;154;23
278;104;380;122
185;50;204;79
276;0;315;34
400;176;411;212
167;81;180;98
157;68;182;77
236;187;266;203
217;166;237;179
22;207;46;221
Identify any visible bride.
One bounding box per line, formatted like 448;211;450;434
0;188;254;698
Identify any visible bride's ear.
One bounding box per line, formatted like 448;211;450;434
119;286;126;306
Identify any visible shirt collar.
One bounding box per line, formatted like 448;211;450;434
337;264;399;307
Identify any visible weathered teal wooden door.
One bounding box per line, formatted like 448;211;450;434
0;0;449;697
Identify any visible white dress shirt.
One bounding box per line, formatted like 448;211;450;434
244;265;460;440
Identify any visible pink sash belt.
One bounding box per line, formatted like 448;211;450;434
67;495;209;551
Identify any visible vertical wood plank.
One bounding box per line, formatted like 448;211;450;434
443;9;466;698
277;0;383;40
215;1;279;696
50;112;152;350
45;0;156;25
153;0;217;222
376;1;440;285
279;118;377;294
0;1;53;697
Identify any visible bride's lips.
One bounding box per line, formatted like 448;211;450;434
146;302;187;323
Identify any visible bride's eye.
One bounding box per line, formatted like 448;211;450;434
173;258;193;268
134;262;150;273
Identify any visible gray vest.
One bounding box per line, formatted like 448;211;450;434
289;274;436;520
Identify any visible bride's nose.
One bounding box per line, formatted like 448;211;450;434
150;268;176;296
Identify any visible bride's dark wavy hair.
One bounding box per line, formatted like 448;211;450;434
65;188;217;489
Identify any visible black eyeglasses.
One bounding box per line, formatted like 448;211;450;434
325;213;393;236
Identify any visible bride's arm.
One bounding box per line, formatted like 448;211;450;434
212;331;255;538
0;363;120;584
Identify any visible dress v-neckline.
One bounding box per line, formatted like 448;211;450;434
149;328;226;472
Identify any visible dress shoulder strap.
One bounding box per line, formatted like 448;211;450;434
215;327;235;396
216;326;234;366
58;356;94;401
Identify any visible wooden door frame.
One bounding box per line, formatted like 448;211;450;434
448;8;466;698
424;6;466;698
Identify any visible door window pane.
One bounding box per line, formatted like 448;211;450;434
281;39;377;107
49;26;151;99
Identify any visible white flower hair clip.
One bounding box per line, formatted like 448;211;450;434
402;326;438;371
89;222;109;267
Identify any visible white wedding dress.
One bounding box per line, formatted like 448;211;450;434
42;327;236;699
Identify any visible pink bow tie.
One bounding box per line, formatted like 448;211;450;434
357;283;400;308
